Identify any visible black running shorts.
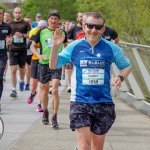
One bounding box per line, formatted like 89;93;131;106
38;63;62;84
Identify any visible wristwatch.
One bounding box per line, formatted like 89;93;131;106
118;75;124;82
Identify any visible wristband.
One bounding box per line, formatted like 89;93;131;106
118;75;124;82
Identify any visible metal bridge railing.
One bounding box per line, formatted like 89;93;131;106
112;42;150;101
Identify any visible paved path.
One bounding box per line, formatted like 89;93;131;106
0;68;150;150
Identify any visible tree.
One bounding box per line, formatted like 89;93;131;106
22;0;77;21
74;0;150;44
22;0;150;44
0;3;8;11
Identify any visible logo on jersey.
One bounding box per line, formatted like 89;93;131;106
0;117;4;139
80;60;88;66
97;53;101;57
80;60;105;68
80;50;84;52
104;36;111;41
75;31;85;40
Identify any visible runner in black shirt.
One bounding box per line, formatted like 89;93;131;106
67;12;85;41
3;11;12;81
9;7;31;98
102;26;119;44
0;7;12;111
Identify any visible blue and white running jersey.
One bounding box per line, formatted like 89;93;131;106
57;37;131;104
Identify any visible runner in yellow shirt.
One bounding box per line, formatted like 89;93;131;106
27;20;47;112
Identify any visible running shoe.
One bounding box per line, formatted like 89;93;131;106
67;87;71;93
25;83;30;90
27;91;37;104
41;110;49;125
19;81;25;91
3;75;6;81
36;104;43;112
51;116;59;128
10;90;17;98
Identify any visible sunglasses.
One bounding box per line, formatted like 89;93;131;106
85;23;103;30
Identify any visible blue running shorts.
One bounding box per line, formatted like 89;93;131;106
70;101;116;135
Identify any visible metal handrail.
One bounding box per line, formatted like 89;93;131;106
113;42;150;100
119;41;150;49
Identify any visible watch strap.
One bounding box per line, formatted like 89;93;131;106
118;75;124;82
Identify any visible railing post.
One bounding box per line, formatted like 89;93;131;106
127;73;145;100
132;48;150;92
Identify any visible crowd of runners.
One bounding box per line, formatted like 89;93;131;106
0;6;131;150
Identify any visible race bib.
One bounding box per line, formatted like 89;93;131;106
81;59;105;85
82;68;104;85
2;30;8;34
13;35;24;44
47;37;53;48
0;40;5;50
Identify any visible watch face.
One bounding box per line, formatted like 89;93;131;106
118;75;124;81
0;117;4;139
